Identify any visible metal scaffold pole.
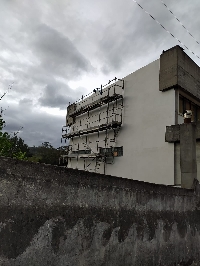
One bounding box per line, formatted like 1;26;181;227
63;77;124;174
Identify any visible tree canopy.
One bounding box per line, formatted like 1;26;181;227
28;142;68;165
0;110;30;160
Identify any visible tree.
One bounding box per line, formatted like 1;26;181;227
0;85;29;160
28;142;61;165
9;135;32;158
41;141;53;149
0;113;13;156
37;142;61;165
0;112;28;160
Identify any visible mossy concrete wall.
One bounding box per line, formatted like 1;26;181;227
0;156;200;265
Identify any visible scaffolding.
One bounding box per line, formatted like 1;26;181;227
61;77;124;174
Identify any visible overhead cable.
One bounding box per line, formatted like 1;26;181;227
160;0;200;46
132;0;200;60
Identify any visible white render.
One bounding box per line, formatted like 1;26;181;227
64;59;177;185
105;59;175;185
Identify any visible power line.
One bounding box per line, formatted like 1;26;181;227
160;0;200;46
132;0;200;60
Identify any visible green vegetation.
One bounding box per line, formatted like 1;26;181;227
28;142;68;165
0;111;68;164
0;86;29;160
0;109;29;160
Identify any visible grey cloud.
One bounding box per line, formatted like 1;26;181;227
37;77;85;110
101;65;111;76
3;122;22;133
2;102;64;148
19;98;33;105
30;24;94;78
0;20;94;109
96;0;200;74
38;83;74;110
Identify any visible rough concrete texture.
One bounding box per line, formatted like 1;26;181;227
180;123;197;188
0;157;200;265
159;45;200;99
165;122;200;143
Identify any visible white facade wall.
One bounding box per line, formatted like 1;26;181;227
105;59;175;184
67;59;176;185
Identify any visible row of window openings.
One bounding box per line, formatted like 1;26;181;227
68;102;122;122
66;103;123;127
73;110;122;126
179;96;200;122
71;147;123;157
70;116;122;132
72;99;123;118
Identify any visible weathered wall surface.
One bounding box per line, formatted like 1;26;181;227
175;141;200;186
1;157;200;266
159;45;200;100
166;122;200;186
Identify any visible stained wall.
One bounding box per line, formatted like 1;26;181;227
0;157;200;266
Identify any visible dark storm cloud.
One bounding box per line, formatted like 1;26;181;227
2;102;64;148
29;24;94;78
36;76;87;110
38;83;75;110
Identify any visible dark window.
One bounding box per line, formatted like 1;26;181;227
99;147;112;156
179;95;200;122
99;146;123;157
72;149;91;154
179;96;184;114
197;108;200;122
191;104;196;122
113;147;123;156
186;100;191;110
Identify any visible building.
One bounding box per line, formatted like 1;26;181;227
62;45;200;185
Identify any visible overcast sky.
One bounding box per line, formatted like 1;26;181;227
0;0;200;148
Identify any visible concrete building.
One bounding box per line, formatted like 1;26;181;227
62;45;200;185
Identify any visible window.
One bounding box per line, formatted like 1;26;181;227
191;103;196;122
99;146;123;157
72;149;91;154
197;108;200;122
179;94;200;122
99;147;112;156
179;96;183;114
113;147;123;156
185;99;191;111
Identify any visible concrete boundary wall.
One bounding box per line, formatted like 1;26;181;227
0;156;200;266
